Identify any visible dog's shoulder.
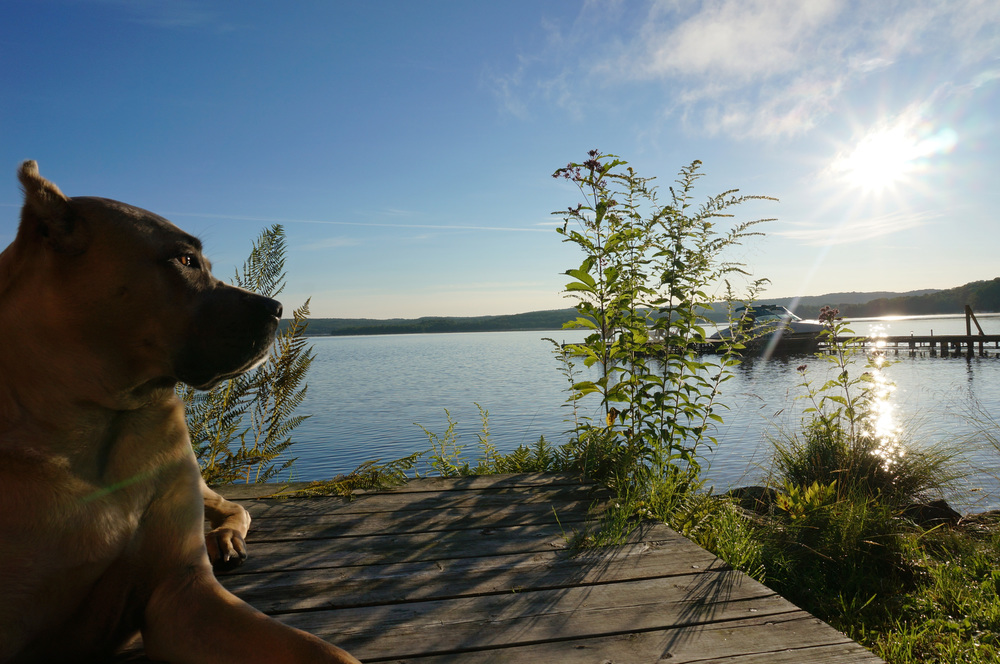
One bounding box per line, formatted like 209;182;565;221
0;394;194;527
0;395;200;625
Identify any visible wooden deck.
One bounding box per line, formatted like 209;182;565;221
211;473;884;663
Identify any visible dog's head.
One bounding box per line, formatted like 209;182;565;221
5;161;282;395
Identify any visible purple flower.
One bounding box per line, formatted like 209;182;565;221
818;306;841;324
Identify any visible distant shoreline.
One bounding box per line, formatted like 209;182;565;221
290;278;998;337
297;308;578;337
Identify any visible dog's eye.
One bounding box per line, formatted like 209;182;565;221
177;254;199;268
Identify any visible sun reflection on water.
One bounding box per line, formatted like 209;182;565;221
864;326;906;471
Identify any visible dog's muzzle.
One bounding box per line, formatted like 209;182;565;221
175;287;284;389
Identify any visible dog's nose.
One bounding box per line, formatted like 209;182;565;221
264;297;283;319
243;290;283;319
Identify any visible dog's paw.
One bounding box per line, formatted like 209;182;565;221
205;527;248;572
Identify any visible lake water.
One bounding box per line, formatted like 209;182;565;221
286;313;1000;512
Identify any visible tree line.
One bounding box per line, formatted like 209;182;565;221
285;277;999;337
833;277;1000;318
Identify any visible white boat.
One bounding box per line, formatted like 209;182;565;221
710;304;826;350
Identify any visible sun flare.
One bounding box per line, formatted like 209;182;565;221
833;126;917;193
829;114;958;196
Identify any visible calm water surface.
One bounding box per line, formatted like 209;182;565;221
289;314;1000;512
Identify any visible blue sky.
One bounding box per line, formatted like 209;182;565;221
2;1;998;318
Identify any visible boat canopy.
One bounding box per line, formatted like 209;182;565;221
735;304;803;322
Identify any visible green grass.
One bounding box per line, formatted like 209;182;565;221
844;521;1000;663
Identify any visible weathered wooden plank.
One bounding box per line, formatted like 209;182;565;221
109;612;879;664
691;644;883;664
233;521;684;573
235;521;584;569
372;613;880;664
215;472;592;500
235;483;603;518
241;500;602;540
221;534;724;612
274;572;795;660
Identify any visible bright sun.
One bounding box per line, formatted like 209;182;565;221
832;126;917;194
829;114;958;196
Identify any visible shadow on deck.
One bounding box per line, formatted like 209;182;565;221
207;473;884;663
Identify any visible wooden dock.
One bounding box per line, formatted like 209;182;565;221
696;333;1000;357
840;333;1000;358
209;473;884;663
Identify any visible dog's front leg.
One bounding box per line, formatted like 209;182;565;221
145;569;362;664
144;462;361;664
202;479;251;570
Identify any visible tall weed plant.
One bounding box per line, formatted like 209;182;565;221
552;151;773;505
181;224;314;484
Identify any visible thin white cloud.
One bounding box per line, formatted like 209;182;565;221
381;207;419;217
776;210;941;246
301;237;361;251
89;0;213;28
87;0;247;32
483;56;533;120
971;68;1000;90
635;0;839;82
164;211;550;233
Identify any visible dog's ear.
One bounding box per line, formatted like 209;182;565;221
17;160;89;255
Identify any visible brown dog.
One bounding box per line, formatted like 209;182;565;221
0;162;360;663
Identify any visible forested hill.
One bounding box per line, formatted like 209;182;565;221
294;278;999;336
299;308;579;336
832;278;1000;318
784;289;939;309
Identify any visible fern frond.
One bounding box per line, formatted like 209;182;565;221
187;225;314;484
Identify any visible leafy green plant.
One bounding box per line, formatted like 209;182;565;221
416;408;465;477
182;224;314;484
477;436;574;474
692;500;767;582
552;150;772;508
775;479;839;521
417;405;579;476
542;337;590;435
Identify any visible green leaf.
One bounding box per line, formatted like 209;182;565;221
565;281;597;293
565;317;598;330
565;268;597;288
